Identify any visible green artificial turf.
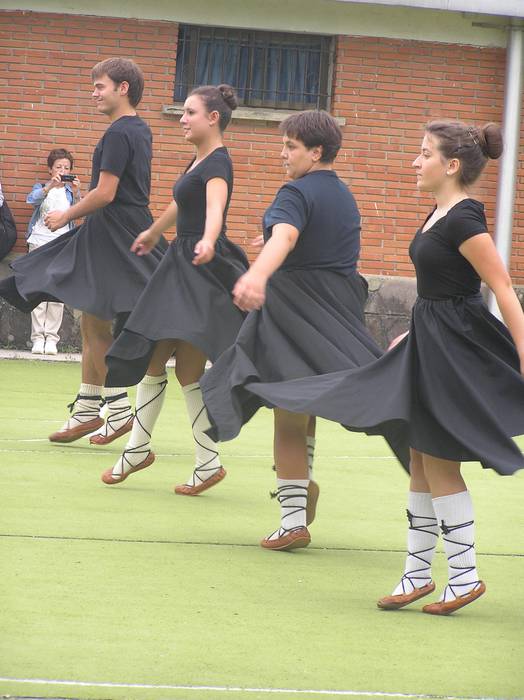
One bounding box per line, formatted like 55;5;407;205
0;359;523;700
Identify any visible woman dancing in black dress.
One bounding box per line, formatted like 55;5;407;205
100;85;249;493
236;120;524;614
200;110;410;551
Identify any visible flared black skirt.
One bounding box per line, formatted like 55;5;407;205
0;203;167;320
200;268;411;470
105;233;249;387
229;293;524;475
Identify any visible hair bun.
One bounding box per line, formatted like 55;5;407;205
218;84;238;110
480;122;503;160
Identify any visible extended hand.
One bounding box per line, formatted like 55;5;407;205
193;239;215;265
47;174;63;191
387;331;409;351
233;271;267;311
44;210;68;231
131;229;158;256
72;177;81;195
251;235;265;250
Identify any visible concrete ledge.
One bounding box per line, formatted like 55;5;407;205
163;104;346;125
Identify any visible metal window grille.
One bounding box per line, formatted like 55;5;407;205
174;25;334;110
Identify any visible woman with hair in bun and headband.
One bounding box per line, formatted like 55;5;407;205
239;120;524;614
100;84;249;493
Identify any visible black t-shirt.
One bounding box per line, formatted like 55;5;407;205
173;147;233;237
409;198;488;299
90;115;152;206
263;170;360;275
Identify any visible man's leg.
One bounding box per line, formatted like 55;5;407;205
49;313;113;442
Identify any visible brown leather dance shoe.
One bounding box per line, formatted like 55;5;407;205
49;417;104;444
260;526;311;551
306;480;319;526
422;581;486;615
101;451;156;485
377;581;436;610
89;416;134;445
174;466;227;496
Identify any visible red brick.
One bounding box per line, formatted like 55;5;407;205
1;11;522;281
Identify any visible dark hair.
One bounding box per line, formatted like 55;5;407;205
426;120;503;186
47;148;73;169
279;110;342;163
91;57;144;107
189;84;238;131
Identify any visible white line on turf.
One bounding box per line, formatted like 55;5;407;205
0;678;515;700
0;444;396;460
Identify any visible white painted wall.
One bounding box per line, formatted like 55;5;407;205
0;0;508;47
336;0;524;19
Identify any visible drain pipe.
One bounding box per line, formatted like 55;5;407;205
489;19;524;317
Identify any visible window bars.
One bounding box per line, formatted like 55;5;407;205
174;25;334;111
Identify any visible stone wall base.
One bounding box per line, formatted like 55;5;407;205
1;250;522;352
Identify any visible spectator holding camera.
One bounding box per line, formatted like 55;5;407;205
26;148;81;354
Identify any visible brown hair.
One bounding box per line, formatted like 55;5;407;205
91;57;144;107
280;110;342;163
190;84;238;131
426;120;503;186
47;148;73;169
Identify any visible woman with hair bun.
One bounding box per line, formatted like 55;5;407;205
100;84;249;494
246;119;524;614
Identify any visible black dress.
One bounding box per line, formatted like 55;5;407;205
104;147;249;387
200;169;410;470
227;199;524;476
0;115;167;321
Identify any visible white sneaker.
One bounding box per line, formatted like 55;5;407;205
31;339;45;354
44;340;58;355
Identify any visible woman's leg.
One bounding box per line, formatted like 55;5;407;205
421;453;485;614
307;415;316;478
102;340;174;483
262;408;311;551
305;415;320;525
378;449;439;609
174;341;226;495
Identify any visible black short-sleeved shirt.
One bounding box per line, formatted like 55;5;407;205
409;198;488;300
90;115;152;206
173;147;233;237
263;170;360;275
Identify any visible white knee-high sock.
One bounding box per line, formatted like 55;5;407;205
267;478;309;541
182;382;221;486
111;374;167;477
392;491;439;595
97;387;133;438
432;490;480;602
60;383;102;431
307;436;315;480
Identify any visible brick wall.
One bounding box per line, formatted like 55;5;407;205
1;10;523;282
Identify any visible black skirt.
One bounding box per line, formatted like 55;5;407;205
228;293;524;476
0;203;167;320
105;233;249;387
200;268;411;470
